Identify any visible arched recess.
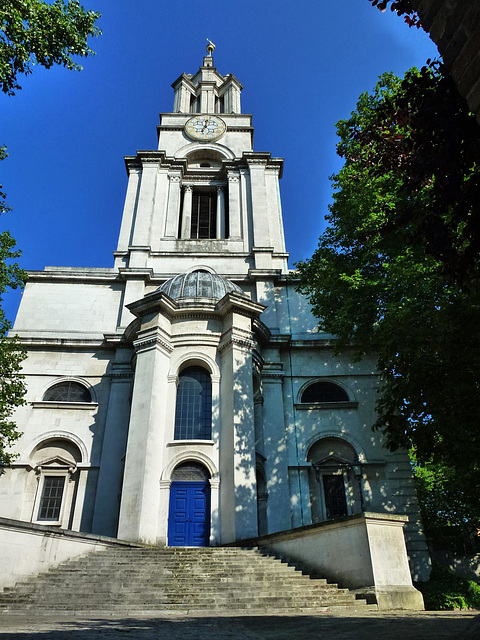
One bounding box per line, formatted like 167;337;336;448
24;431;88;464
306;436;363;523
175;142;235;161
28;435;85;529
161;450;219;482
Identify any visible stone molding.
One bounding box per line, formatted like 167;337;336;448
133;333;173;355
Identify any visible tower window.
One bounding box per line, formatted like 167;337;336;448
191;191;217;239
174;366;212;440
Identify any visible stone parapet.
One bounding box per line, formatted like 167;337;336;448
230;512;425;610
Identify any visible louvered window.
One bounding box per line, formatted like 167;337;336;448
191;191;217;239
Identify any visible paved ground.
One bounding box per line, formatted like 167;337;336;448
0;609;478;640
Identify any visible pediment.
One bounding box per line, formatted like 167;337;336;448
35;455;76;469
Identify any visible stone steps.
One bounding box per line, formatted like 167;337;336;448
0;546;375;613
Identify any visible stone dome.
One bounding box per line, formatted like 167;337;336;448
159;270;244;301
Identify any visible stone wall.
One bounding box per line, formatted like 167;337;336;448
0;517;138;590
411;0;480;123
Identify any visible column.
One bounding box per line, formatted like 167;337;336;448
164;175;181;238
180;185;193;239
219;312;258;542
117;325;172;544
216;186;225;239
228;173;241;239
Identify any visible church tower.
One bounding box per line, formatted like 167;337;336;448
2;45;430;581
113;43;290;544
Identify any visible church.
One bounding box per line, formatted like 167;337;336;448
1;46;429;583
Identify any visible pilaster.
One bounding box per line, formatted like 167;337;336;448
164;174;182;238
131;161;158;247
261;359;291;533
117;166;140;251
91;352;133;537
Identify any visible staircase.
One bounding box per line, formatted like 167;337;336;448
0;546;375;613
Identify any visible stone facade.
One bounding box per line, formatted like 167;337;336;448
1;52;430;581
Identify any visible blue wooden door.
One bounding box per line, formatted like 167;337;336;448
168;481;210;546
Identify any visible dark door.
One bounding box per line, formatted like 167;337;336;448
323;474;348;520
168;481;210;546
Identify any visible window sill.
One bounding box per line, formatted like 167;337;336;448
167;440;215;447
294;402;358;410
32;402;98;410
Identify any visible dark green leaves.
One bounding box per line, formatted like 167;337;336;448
297;65;480;529
0;0;100;95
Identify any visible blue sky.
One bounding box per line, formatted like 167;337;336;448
1;0;438;323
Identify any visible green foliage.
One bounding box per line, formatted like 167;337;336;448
0;149;27;466
0;2;99;462
411;452;480;547
417;562;480;610
296;64;480;526
0;0;100;95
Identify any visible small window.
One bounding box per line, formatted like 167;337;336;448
43;381;91;403
301;381;348;404
174;366;212;440
38;476;65;521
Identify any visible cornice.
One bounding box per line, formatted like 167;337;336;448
133;333;173;355
11;336;113;350
25;269;119;284
218;335;256;354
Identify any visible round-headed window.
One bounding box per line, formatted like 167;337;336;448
174;366;212;440
301;381;348;404
43;381;91;403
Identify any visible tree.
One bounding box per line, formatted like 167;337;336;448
0;147;27;466
368;0;421;28
0;2;100;463
0;0;100;95
296;63;480;529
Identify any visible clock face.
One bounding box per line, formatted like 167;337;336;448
185;115;226;141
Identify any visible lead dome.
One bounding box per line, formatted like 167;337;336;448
159;270;244;301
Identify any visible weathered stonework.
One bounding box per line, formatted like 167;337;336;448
1;51;430;591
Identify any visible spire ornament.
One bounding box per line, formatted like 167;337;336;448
206;39;215;55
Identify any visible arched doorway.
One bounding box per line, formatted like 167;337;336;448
168;461;211;546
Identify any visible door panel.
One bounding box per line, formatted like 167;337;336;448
323;474;348;520
168;481;210;546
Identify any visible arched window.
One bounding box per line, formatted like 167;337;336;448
301;381;348;404
43;381;91;403
174;366;212;440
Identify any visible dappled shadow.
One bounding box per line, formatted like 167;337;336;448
0;611;477;640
